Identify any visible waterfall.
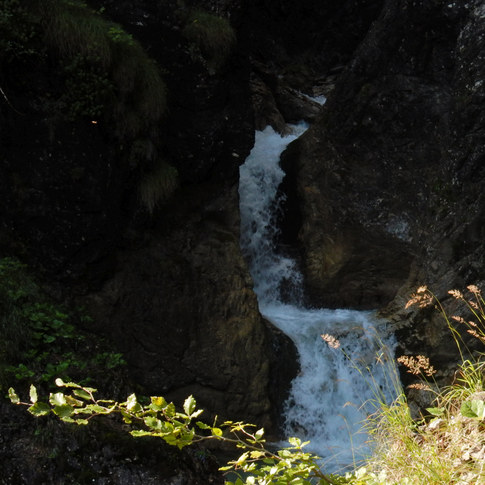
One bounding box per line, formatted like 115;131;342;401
239;124;398;472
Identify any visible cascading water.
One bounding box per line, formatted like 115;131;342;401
239;124;398;472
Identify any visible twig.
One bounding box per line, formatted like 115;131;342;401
0;85;24;115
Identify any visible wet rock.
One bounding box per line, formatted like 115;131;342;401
250;72;287;133
281;0;485;375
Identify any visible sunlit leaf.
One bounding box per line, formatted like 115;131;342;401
183;395;196;416
150;396;167;411
52;404;74;418
165;402;175;417
461;400;485;419
27;402;51;416
126;393;142;413
255;427;265;440
144;416;163;431
65;395;84;407
73;389;91;401
235;451;249;466
8;388;19;404
427;407;445;417
56;378;83;389
49;392;67;407
29;385;38;404
196;421;211;430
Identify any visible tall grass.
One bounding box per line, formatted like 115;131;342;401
36;0;167;138
347;285;485;484
138;162;178;213
29;0;171;209
183;9;236;71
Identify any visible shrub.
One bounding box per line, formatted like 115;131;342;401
138;162;179;213
38;0;167;137
183;9;236;71
359;285;485;484
0;257;125;392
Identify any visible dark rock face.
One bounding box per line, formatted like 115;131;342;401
0;114;124;284
84;183;298;428
1;0;299;436
281;0;485;375
0;402;224;485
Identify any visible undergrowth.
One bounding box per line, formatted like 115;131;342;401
0;0;178;212
0;257;126;394
351;285;485;484
9;282;485;483
183;8;236;72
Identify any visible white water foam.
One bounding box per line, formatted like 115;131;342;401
239;125;398;472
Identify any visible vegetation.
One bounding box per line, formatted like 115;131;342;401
8;284;485;484
0;257;125;392
37;0;168;138
0;0;178;211
138;161;179;213
183;9;236;72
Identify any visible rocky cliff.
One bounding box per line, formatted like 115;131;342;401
280;0;485;382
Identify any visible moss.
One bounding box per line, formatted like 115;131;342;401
36;0;167;137
41;0;113;66
138;162;179;213
2;0;175;210
183;9;236;71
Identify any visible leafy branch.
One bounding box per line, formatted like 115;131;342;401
8;379;338;484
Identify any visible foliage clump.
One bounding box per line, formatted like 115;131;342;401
39;0;167;138
183;9;236;72
0;257;125;392
356;285;485;484
0;0;178;211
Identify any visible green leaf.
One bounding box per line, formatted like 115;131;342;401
65;396;84;407
27;402;51;417
461;400;485;419
8;388;20;404
255;428;265;440
196;421;211;430
426;407;445;417
150;396;167;411
144;416;163;431
49;392;67;407
126;393;142;413
235;451;249;466
211;427;223;437
73;389;91;401
73;418;89;425
29;385;38;404
82;404;112;414
52;404;75;419
164;402;175;418
191;409;203;419
55;378;69;387
131;430;154;438
183;395;196;416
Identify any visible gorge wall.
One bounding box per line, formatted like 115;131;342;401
3;0;485;481
280;0;485;383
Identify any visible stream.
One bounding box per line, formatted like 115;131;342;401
239;124;398;472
